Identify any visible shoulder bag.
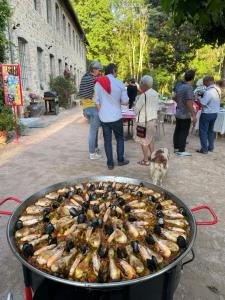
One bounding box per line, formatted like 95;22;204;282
136;94;147;138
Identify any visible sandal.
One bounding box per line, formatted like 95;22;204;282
137;160;150;166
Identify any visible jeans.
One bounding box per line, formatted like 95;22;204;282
199;113;217;152
173;118;191;152
101;119;125;166
83;107;100;154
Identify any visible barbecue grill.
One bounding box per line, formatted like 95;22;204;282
2;176;218;300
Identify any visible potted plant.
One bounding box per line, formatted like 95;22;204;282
49;75;77;108
0;108;14;144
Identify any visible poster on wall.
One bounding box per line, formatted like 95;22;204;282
1;64;23;106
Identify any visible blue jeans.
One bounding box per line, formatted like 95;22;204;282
199;113;217;152
83;107;100;154
101;119;125;166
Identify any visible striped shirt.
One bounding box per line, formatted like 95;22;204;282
79;72;96;108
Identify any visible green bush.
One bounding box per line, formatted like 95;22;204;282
0;111;14;131
49;76;77;108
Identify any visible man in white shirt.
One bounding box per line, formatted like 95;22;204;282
95;63;129;170
197;75;221;154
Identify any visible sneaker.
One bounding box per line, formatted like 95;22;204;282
118;159;130;166
196;149;208;154
175;152;192;157
89;153;102;160
108;165;114;170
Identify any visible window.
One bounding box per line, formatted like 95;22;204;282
68;23;71;45
76;33;78;53
63;14;66;37
37;47;44;89
72;30;75;49
50;54;55;77
58;59;62;75
46;0;52;24
18;37;28;90
55;3;60;31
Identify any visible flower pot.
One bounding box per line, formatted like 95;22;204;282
0;130;7;144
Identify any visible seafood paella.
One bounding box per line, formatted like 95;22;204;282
14;181;190;283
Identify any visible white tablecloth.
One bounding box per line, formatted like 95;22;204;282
195;111;225;134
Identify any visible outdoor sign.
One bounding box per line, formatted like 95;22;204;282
1;64;23;106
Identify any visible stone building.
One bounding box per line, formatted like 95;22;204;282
6;0;88;103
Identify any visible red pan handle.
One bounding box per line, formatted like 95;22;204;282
0;197;22;216
191;205;218;225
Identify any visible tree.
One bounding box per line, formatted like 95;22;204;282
146;2;203;92
72;0;115;66
161;0;225;45
0;0;11;63
112;0;150;81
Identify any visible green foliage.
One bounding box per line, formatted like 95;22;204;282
147;3;202;76
73;0;150;80
0;0;12;63
0;110;14;131
72;0;115;66
49;76;77;108
161;0;225;45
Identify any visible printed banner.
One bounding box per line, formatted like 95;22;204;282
1;64;23;106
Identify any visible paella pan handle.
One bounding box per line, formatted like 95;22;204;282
0;197;22;216
191;205;218;225
182;249;195;269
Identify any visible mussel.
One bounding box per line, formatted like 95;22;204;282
48;235;57;245
93;205;100;214
124;205;131;213
177;236;187;248
15;220;23;231
22;243;34;258
52;201;60;209
104;224;114;235
128;215;137;222
131;240;139;254
57;195;65;202
66;239;75;252
98;244;108;258
45;223;55;234
80;244;89;255
154;225;161;235
117;197;125;207
147;256;158;271
146;234;155;245
69;207;79;217
136;191;143;198
117;247;127;259
148;195;156;202
158;218;164;227
77;214;86;224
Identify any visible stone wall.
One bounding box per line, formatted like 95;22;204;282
6;0;87;105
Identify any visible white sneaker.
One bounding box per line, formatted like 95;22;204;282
89;153;102;160
175;151;192;157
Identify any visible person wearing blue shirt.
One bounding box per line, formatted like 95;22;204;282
197;75;221;154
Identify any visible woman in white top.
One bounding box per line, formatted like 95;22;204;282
134;75;159;166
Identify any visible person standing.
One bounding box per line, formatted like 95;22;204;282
134;75;159;166
95;63;129;170
197;75;221;154
173;70;197;156
79;61;103;160
127;78;138;109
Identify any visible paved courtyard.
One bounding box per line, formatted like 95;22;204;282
0;107;224;300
